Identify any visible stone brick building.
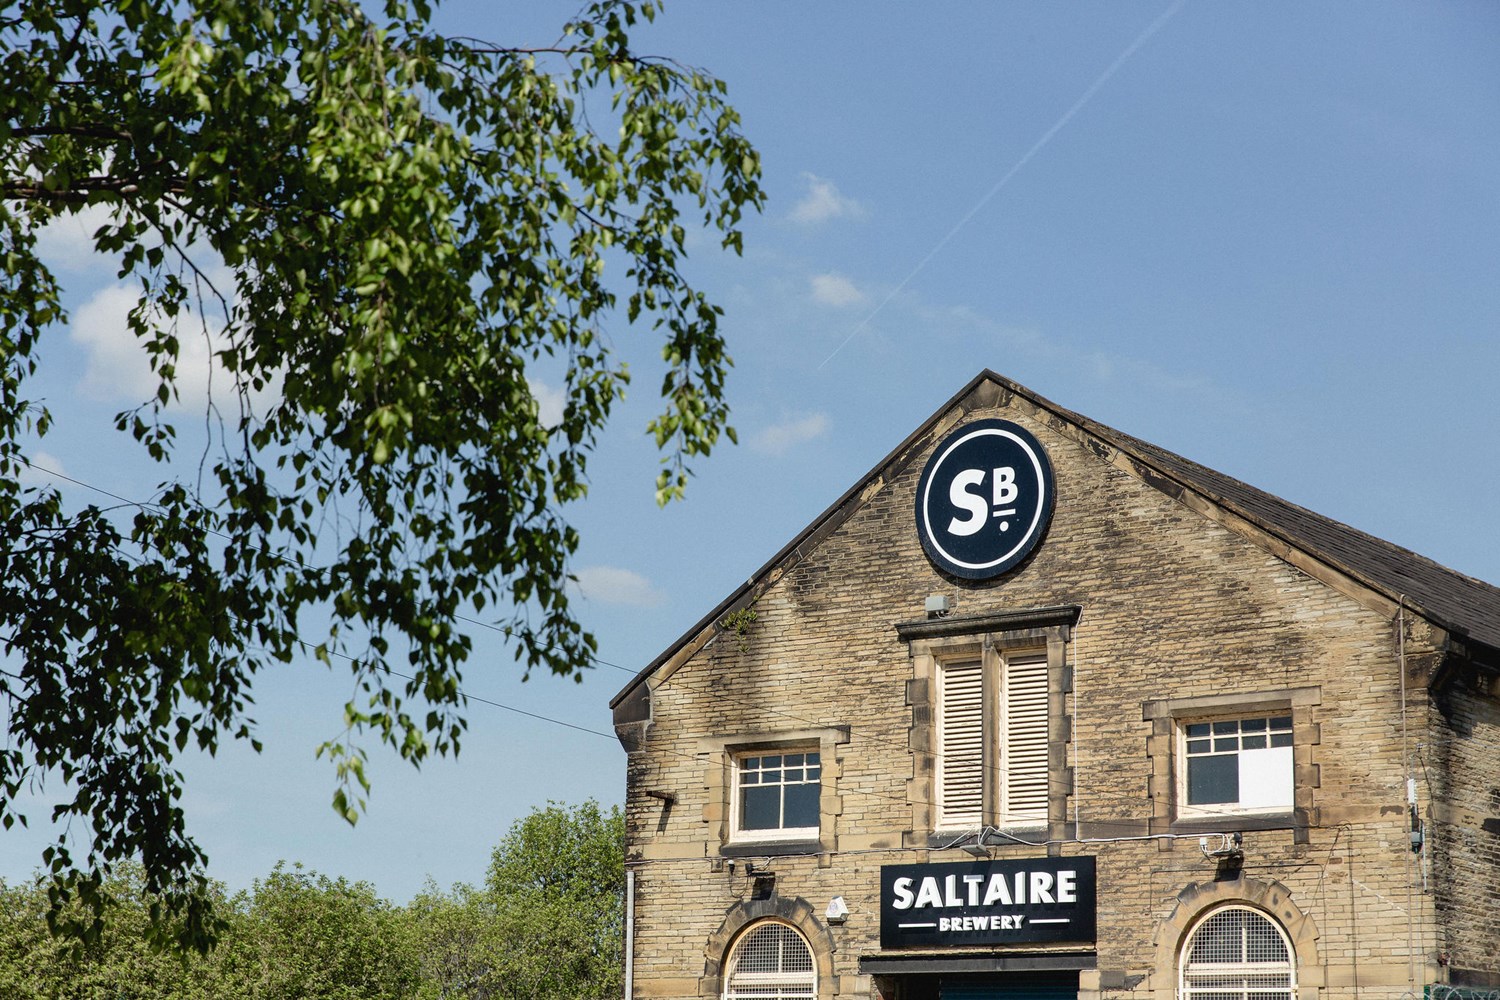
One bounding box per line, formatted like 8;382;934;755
611;371;1500;1000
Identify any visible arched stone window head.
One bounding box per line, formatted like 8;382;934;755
1180;905;1296;1000
724;921;817;1000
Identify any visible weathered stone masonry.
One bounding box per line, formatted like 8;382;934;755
613;371;1500;1000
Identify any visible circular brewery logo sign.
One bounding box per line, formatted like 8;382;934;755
915;419;1055;580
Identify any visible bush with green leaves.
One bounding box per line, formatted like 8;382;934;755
0;802;626;999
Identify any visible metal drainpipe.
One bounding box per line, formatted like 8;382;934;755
625;868;636;1000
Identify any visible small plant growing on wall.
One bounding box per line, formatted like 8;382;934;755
720;605;759;653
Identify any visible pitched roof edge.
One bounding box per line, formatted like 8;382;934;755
608;370;997;709
611;369;1500;708
997;374;1499;657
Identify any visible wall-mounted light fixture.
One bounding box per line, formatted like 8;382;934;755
825;896;849;924
962;828;992;858
1198;832;1243;861
1407;782;1425;853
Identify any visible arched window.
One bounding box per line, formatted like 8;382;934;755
1180;905;1296;1000
724;920;816;999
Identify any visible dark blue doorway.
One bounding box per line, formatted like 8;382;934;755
939;972;1079;1000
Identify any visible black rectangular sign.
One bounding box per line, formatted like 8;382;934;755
879;856;1096;948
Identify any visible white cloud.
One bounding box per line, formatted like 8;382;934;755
68;274;249;412
809;273;865;308
33;203;119;273
18;450;65;488
528;378;566;429
789;173;866;225
750;412;830;456
569;566;667;608
70;284;165;402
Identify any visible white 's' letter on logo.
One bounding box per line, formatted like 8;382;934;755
946;469;987;536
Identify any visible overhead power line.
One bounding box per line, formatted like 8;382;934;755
14;453;1271;833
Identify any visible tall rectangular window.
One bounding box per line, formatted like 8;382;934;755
936;650;1049;829
1001;653;1049;824
937;659;984;828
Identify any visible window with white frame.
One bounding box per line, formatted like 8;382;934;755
1179;905;1295;1000
724;921;816;1000
1179;714;1293;816
733;750;821;840
936;649;1048;829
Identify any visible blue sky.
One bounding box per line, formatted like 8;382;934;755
4;1;1498;899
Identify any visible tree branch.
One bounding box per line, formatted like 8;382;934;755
444;39;584;56
1;174;188;203
8;125;133;141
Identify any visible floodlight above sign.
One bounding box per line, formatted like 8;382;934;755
915;419;1055;580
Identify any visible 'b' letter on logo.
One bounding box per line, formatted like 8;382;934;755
993;467;1017;506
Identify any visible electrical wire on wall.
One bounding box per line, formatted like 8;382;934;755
1398;596;1420;994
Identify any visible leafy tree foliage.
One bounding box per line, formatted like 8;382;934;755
0;0;759;951
0;864;205;999
481;798;624;998
211;865;420;999
0;801;626;998
411;800;625;999
0;863;419;998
